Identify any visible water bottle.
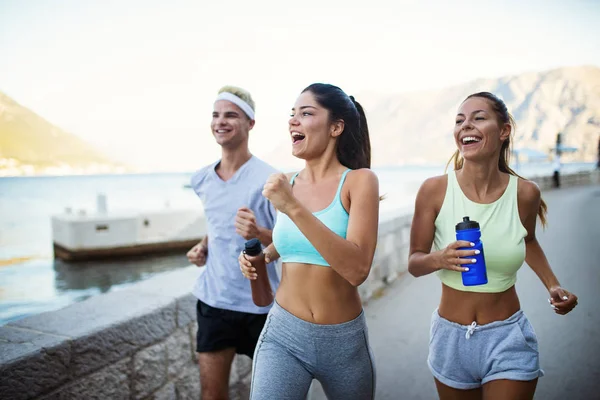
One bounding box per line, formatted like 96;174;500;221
455;216;488;286
244;238;274;307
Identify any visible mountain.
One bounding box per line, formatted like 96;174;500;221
266;66;600;168
0;91;127;176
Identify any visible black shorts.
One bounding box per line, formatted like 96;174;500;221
196;300;267;358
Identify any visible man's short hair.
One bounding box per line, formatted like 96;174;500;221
218;86;255;113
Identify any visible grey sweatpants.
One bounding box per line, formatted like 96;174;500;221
250;301;376;400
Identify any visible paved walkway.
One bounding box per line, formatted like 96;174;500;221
311;184;600;399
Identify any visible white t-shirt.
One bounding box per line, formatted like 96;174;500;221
190;156;279;314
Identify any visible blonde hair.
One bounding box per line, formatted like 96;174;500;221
218;86;255;112
446;92;548;227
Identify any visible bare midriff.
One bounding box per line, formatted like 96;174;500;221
438;283;521;325
275;262;362;324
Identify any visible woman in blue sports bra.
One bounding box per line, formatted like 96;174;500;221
239;83;380;400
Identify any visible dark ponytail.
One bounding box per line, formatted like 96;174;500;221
302;84;371;169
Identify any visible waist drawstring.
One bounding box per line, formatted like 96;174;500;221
465;321;477;339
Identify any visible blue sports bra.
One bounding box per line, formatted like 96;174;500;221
272;169;351;267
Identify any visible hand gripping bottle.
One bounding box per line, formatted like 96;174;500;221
455;217;488;286
244;238;274;307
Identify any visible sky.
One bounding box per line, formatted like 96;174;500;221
1;0;599;171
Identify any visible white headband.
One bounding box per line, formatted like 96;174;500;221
215;92;255;120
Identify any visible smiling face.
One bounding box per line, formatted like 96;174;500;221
454;97;510;162
211;100;254;149
288;91;343;160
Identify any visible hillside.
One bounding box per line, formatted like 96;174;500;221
0;92;126;176
266;66;600;167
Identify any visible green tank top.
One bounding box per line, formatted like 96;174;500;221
434;171;528;293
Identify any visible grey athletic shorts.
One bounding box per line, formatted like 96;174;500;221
428;308;544;390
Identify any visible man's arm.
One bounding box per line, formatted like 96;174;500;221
187;235;208;267
235;207;272;246
255;227;273;247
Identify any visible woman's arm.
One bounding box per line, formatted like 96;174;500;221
408;178;442;277
239;242;280;280
264;169;379;287
519;180;578;314
408;176;475;277
262;243;280;264
289;169;379;286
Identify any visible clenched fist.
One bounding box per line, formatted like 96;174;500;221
548;286;578;315
187;241;207;267
235;207;259;240
262;173;298;215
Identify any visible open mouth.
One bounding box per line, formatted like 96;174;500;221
461;136;482;146
291;131;305;145
215;128;232;135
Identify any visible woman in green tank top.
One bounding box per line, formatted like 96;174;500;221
408;92;578;399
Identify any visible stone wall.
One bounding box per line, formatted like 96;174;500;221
1;170;597;400
0;267;222;400
528;169;599;190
